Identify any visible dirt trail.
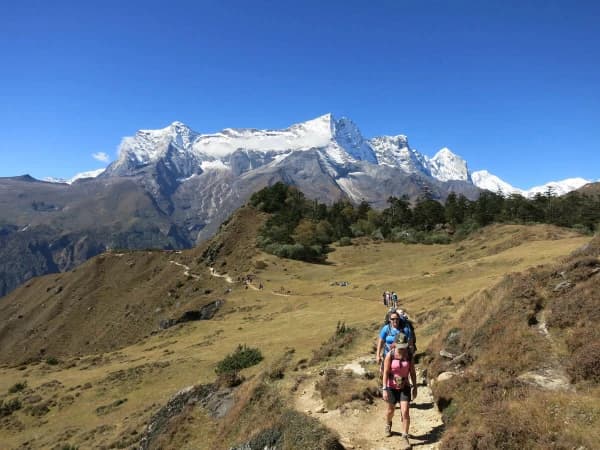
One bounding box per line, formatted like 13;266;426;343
294;357;443;450
208;267;235;283
517;309;573;391
169;260;202;280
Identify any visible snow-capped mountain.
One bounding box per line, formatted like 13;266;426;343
2;113;593;297
45;168;105;185
471;171;591;198
522;177;591;197
106;114;470;189
471;170;520;195
96;113;484;241
56;113;590;201
427;148;470;182
107;114;382;177
104;113;593;205
369;135;428;173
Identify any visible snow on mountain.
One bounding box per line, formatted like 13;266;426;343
69;168;106;183
369;135;429;173
471;170;521;195
45;168;105;185
191;114;334;158
109;113;381;177
523;177;591;198
101;113;591;199
472;171;591;198
117;121;200;165
427;147;470;182
332;117;377;163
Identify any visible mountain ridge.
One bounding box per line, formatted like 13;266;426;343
80;113;592;197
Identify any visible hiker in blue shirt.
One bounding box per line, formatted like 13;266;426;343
376;309;412;370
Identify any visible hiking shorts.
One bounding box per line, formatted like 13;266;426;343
384;385;411;404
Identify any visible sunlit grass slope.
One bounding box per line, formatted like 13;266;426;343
0;217;590;449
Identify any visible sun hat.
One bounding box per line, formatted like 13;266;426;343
394;332;408;348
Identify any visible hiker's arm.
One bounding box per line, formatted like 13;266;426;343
410;361;418;399
382;352;392;400
376;337;383;363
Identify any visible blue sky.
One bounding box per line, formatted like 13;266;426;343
1;0;598;188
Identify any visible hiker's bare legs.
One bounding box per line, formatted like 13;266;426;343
400;400;410;435
386;401;395;424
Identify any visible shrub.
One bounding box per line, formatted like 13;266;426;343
309;322;357;365
569;339;600;383
0;398;22;417
337;236;352;246
215;345;263;375
46;356;60;365
8;381;27;393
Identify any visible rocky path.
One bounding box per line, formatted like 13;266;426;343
294;357;443;450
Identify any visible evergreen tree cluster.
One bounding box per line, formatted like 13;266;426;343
250;182;600;263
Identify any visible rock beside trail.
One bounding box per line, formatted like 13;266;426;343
436;372;458;383
139;383;234;449
159;300;224;329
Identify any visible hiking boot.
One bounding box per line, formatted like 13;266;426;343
384;422;392;437
401;433;411;448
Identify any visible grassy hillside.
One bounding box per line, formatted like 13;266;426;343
427;234;600;449
0;209;592;449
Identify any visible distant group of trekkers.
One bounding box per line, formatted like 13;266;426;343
376;299;418;446
382;290;399;308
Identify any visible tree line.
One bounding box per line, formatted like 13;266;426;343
249;182;600;263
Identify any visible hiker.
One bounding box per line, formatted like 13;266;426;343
376;309;407;371
391;291;398;308
382;333;417;444
398;309;417;354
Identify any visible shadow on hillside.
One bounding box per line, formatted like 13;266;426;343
410;423;445;447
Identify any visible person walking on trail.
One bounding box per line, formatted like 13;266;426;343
391;291;398;308
398;309;417;355
382;333;417;445
376;310;405;371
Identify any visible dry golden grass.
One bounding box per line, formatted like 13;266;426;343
428;233;600;450
0;222;592;449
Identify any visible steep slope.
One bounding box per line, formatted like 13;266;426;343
0;206;267;364
428;233;600;449
0;176;189;297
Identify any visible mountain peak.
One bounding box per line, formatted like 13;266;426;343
428;147;470;182
433;147;456;158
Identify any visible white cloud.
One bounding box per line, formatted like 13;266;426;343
92;152;110;163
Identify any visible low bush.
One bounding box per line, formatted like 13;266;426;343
8;381;27;393
569;339;600;383
309;322;357;365
337;236;352;246
0;398;22;417
46;356;60;365
215;345;263;375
